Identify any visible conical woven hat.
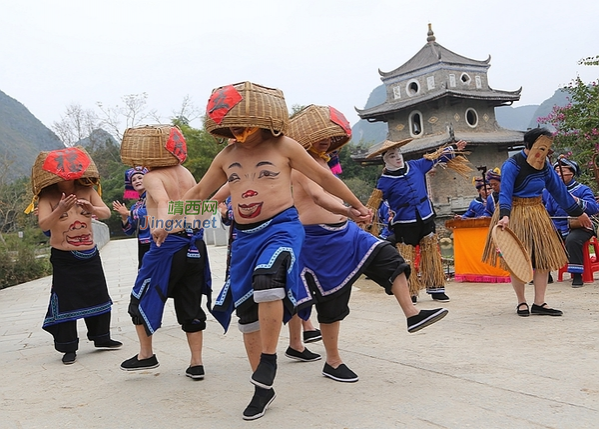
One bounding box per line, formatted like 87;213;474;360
204;82;289;139
30;146;100;197
287;105;352;153
121;124;187;167
366;138;413;159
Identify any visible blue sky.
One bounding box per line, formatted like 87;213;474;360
1;0;597;132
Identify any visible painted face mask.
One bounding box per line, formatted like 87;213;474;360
382;147;405;171
527;135;552;170
230;127;260;143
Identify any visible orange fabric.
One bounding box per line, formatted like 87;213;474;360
453;226;510;276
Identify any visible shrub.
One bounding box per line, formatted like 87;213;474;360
0;233;51;290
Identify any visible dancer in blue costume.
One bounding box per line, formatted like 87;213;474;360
288;105;448;383
544;158;599;287
482;128;592;317
112;167;151;268
34;147;122;365
119;125;212;381
367;138;468;303
166;82;371;420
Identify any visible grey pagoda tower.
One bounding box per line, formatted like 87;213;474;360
356;24;525;216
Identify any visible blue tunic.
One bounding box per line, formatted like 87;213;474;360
122;192;151;245
212;207;310;332
377;148;455;224
130;230;211;335
300;221;384;299
461;197;488;218
544;180;599;235
499;151;583;219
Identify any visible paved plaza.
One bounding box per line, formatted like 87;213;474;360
1;238;599;428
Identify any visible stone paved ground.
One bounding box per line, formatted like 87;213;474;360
1;238;599;429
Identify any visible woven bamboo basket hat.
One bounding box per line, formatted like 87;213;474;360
30;146;99;197
366;138;413;159
121;124;187;167
204;81;288;139
25;146;100;213
287;105;352;153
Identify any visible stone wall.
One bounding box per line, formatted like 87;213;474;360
92;219;110;249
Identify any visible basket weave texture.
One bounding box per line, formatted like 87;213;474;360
120;124;187;167
491;225;533;283
287;105;351;153
204;82;288;139
31;146;99;196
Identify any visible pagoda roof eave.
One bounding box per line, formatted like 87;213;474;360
379;42;491;78
356;87;522;120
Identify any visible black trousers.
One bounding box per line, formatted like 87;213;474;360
44;312;111;353
565;228;595;269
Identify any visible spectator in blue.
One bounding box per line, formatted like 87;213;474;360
484;168;501;217
377;200;395;243
112;167;150;268
458;177;490;218
545;158;599;287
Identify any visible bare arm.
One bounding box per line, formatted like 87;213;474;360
183;154;228;202
284;139;369;215
80;188;110;220
293;171;370;223
38;193;77;232
211;182;231;203
112;201;130;223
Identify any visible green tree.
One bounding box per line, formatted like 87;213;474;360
177;119;223;182
538;57;599;190
335;144;382;203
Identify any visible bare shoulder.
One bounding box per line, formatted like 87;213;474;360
277;135;304;153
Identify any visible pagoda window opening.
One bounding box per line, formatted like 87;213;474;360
406;79;420;96
460;73;471;84
465;108;478;127
409;111;424;136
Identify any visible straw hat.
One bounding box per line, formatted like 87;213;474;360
287;105;352;153
204;81;289;139
30;146;99;197
365;138;413;159
121;124;187;167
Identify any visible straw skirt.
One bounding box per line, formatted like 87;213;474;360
482;196;567;271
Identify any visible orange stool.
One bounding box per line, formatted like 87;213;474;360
558;236;599;283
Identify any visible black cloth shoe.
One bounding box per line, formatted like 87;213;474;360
322;363;359;382
120;354;160;371
62;352;76;365
572;273;584;288
250;360;277;389
531;303;563;316
516;303;530;317
284;346;321;362
185;365;205;380
411;295;417;304
303;329;322;343
94;339;123;349
407;308;449;333
430;292;450;302
242;386;276;420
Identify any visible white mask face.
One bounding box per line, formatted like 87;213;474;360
383;147;404;170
